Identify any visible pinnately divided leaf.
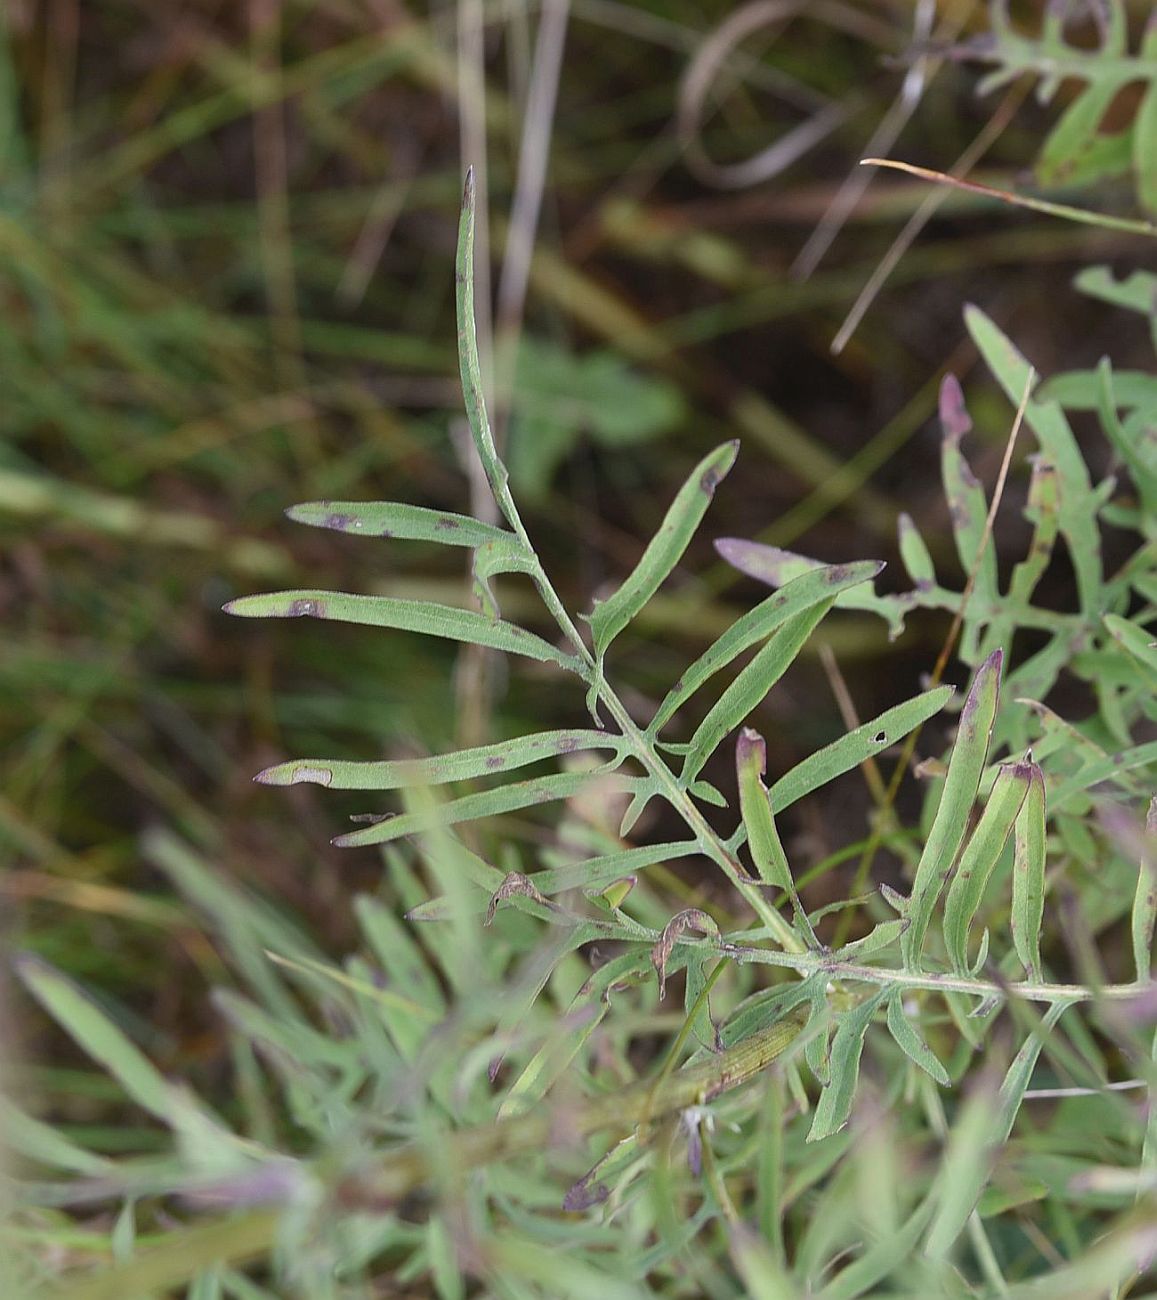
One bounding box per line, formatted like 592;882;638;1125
224;590;578;670
902;649;1003;969
589;440;739;657
254;729;624;790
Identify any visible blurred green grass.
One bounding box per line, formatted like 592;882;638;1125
4;0;1152;1158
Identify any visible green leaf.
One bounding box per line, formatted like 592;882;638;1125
807;990;886;1142
530;840;702;897
224;590;577;669
333;771;636;847
1011;762;1047;978
1104;613;1157;686
255;729;623;790
827;918;905;963
939;375;997;605
681;601;833;785
902;649;1003;969
897;513;936;588
925;1002;1068;1259
1132;798;1157;983
15;955;177;1124
965;305;1102;611
886;991;950;1087
737;727;818;947
285;500;512;548
648;560;882;737
472;535;540;619
716;539;907;639
943;760;1032;973
1;1098;115;1174
456;169;516;529
815;1200;935;1300
1072;265;1157;318
1005;457;1059;609
1036;82;1125;189
767;687;954;814
1133;81;1157;218
590;440;738;656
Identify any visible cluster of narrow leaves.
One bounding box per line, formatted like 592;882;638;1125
12;173;1157;1299
954;0;1157;216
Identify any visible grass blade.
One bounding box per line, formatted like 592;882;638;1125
15;955;177;1124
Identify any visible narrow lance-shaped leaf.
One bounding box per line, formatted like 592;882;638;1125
224;590;577;670
1005;456;1058;608
1036;81;1121;189
333;771;637;848
1011;761;1047;979
736;728;819;949
286;500;514;548
897;512;936;589
939;374;997;606
965;305;1102;610
1133;22;1157;218
1104;613;1157;687
681;601;834;785
807;989;887;1142
716;537;907;639
255;729;624;790
902;649;1003;970
648;560;882;737
408;840;705;924
886;991;950;1087
456;168;516;528
1133;797;1157;983
943;760;1032;973
766;686;953;815
590;440;739;657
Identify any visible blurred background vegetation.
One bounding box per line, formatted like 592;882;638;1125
4;0;1155;1198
